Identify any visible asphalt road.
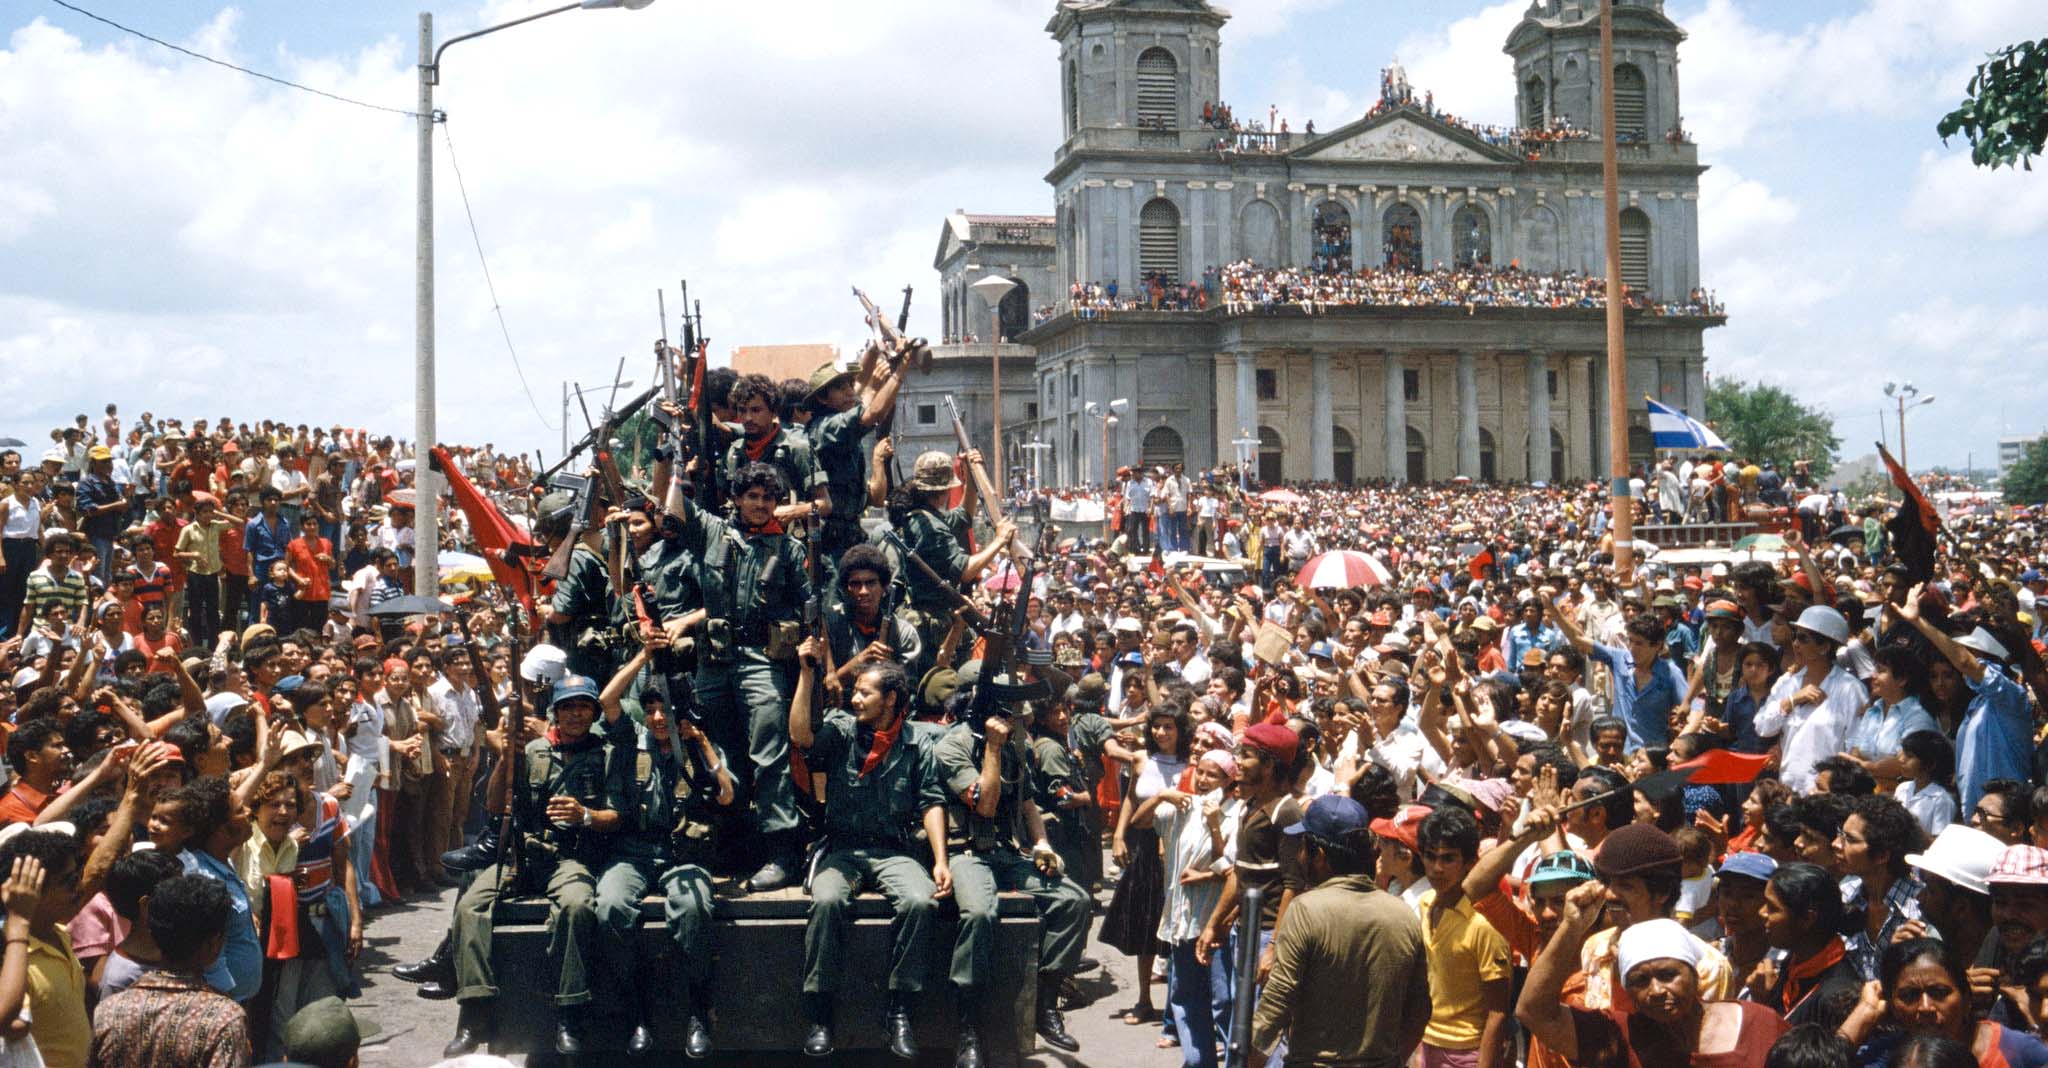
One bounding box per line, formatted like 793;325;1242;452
350;878;1180;1067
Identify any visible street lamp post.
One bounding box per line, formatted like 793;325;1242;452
1231;429;1262;492
1883;381;1936;473
969;274;1017;484
413;0;655;599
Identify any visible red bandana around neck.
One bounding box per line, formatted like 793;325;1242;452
858;716;906;778
1782;937;1846;1014
742;429;777;463
745;517;786;537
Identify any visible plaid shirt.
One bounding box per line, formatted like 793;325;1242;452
89;970;249;1068
1843;869;1927;981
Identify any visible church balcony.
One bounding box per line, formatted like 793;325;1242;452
1515;137;1699;167
1055;126;1298;159
928;341;1037;360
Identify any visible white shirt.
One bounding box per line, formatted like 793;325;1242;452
427;678;481;753
1172;651;1212;686
1753;663;1866;793
271;467;308;500
1896;779;1956;838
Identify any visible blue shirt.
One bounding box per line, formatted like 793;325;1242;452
181;848;262;1002
243;513;291;574
1846;696;1939;764
1587;641;1687;751
1957;665;2033;813
1721;684;1772;754
1503;622;1563;671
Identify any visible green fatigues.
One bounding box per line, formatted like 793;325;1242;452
898;504;974;670
684;504;811;837
1066;711;1115;890
591;715;725;1000
824;602;924;687
1028;735;1097;895
549;543;618;680
453;731;625;1007
807;403;872;591
932;722;1090;989
801;709;947;995
721;425;825;514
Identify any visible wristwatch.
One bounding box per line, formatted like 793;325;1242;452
579;807;595;828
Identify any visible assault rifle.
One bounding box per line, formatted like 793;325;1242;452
943;394;1032;564
879;529;991;634
966;560;1036;728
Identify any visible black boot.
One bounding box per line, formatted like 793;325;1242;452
684;984;714;1060
803;993;834;1058
554;1007;585;1056
443;1001;490;1058
627;1019;655;1057
393;934;454;984
440;828;500;873
1036;976;1079;1052
746;837;801;893
884;991;918;1061
953;993;983;1068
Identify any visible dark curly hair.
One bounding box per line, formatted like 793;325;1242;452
838;544;893;590
730;462;789;502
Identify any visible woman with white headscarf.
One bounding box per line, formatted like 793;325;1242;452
1518;886;1787;1067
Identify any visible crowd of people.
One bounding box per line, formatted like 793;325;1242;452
5;342;2048;1068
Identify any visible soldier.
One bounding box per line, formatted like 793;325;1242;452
788;641;950;1060
593;645;733;1059
1024;685;1097;898
719;373;829;528
802;346;907;589
443;673;627;1058
932;678;1087;1068
674;460;812;891
898;450;1012;668
541;489;619;681
824;544;923;699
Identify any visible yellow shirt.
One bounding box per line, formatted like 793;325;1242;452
234;832;299;900
1417;889;1511;1050
175;519;227;577
26;925;89;1068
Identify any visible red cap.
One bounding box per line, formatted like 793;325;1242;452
1369;804;1430;850
1241;723;1299;764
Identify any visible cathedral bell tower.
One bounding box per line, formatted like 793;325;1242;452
1048;0;1227;144
1504;0;1686;142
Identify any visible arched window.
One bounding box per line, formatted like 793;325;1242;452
1521;75;1546;129
1479;428;1497;482
1259;426;1284;485
1383;203;1422;271
1066;60;1080;134
1142;425;1185;468
1405;426;1427;484
1139;198;1182;284
1452;204;1491;268
1618;208;1651;293
1332;426;1355;486
1312;200;1352;272
1612;64;1647;141
998;280;1030;341
1551;428;1567;484
1136;47;1179;128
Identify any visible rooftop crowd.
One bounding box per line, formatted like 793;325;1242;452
2;363;2046;1068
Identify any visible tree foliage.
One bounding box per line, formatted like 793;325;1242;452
1938;39;2048;170
2004;438;2048;506
1704;377;1842;480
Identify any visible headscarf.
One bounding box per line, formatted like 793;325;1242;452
1615;918;1705;986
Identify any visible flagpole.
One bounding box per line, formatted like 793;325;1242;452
1600;0;1635;577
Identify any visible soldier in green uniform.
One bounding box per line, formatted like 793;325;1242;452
592;645;734;1059
1024;685;1097;898
674;460;812;891
932;681;1086;1068
444;673;627;1059
787;639;949;1060
1061;673;1125;893
898;450;1011;669
802;347;906;590
542;488;621;681
823;544;923;700
719;373;830;527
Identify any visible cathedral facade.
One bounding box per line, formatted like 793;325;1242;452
937;0;1723;487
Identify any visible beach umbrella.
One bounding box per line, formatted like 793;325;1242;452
1294;550;1394;590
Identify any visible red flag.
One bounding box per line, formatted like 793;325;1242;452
429;447;542;611
1877;443;1941;584
1672;749;1771;786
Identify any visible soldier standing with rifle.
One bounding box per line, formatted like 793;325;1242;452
444;673;627;1059
672;461;813;891
592;644;734;1060
898;450;1013;668
931;579;1086;1068
802;339;911;592
788;637;951;1061
542;487;619;682
719;373;829;528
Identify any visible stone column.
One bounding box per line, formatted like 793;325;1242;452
1528;350;1552;484
1456;351;1480;478
1235;352;1257;445
1311;351;1335;482
1591;350;1610;479
1384;353;1405;482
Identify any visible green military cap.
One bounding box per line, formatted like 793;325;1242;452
919;666;961;709
802;360;857;406
1070;672;1109;707
284;996;380;1066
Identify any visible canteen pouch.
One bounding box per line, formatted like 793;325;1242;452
765;620;801;663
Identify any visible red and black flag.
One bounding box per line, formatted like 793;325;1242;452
1878;442;1941;584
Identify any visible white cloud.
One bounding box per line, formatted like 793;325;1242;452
1905;148;2048;240
1695;166;1800;260
1223;0;1346;41
1393;0;1524;127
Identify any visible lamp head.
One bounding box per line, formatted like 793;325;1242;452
969;274;1017;305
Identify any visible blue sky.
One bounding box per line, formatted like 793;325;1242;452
3;0;2043;471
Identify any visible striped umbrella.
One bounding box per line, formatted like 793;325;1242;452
1294;550;1394;590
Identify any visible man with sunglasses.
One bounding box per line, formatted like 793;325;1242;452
1753;605;1866;794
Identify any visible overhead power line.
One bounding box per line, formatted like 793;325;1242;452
441;122;558;433
45;0;421;118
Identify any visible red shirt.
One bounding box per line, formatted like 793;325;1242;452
147;518;188;590
218;520;249;577
286;536;332;602
0;783;51;826
134;631;184;672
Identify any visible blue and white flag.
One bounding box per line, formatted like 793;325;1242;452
1645;397;1729;451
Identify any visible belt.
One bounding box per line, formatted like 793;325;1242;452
439;745;469;757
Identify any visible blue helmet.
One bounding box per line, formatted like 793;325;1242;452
549;674;601;712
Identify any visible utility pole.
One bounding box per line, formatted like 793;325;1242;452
1599;0;1634;575
414;12;439;598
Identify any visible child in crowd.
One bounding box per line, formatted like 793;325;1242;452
1895;729;1957;838
256;560;295;627
1673;826;1716;922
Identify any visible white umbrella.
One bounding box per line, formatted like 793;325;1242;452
1294;550;1394;590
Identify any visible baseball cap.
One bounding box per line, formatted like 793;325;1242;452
549;674;601;710
87;445;112;461
1907;825;2007;897
1703;600;1743;622
1282;795;1370;839
283;996;380;1066
1526;850;1598;887
1717;851;1778;884
1369;804;1431;851
1987;844;2048;888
